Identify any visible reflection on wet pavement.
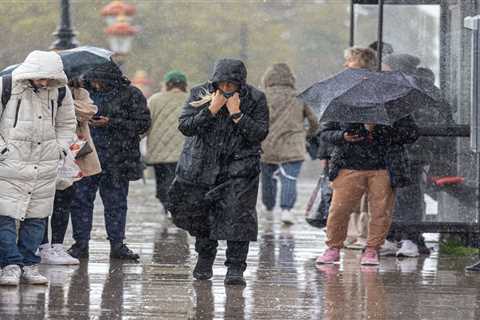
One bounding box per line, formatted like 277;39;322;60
1;180;480;319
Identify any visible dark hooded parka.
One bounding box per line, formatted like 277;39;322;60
168;59;269;241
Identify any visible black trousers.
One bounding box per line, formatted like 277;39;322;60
153;163;177;206
42;185;76;245
195;238;250;271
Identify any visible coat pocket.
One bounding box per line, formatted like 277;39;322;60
228;155;260;178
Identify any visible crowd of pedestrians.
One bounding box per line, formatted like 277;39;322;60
0;41;478;289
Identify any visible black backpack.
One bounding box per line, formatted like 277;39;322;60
1;75;66;110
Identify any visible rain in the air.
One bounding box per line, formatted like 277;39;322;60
0;1;479;319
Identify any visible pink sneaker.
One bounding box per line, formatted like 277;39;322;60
315;248;340;264
361;248;379;266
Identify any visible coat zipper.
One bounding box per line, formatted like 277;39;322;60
13;99;21;128
51;100;54;126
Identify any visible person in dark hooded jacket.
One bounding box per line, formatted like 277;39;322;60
167;59;269;286
67;62;151;260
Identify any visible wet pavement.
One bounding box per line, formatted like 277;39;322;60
1;175;480;320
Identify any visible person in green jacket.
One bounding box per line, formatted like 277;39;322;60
145;70;188;215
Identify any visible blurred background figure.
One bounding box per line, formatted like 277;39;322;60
145;70;188;217
260;63;318;225
381;54;453;258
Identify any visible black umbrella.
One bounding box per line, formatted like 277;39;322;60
0;46;114;79
58;46;114;79
298;68;439;125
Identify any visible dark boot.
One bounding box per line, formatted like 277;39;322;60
224;267;246;286
193;238;218;280
466;260;480;271
193;256;215;280
224;241;249;286
110;243;140;261
67;242;89;259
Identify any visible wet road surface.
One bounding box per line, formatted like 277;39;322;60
1;177;480;320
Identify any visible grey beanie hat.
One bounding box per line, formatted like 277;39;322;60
383;54;421;74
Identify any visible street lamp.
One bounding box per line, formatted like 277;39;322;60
101;0;136;25
101;0;139;63
104;15;139;56
50;0;79;50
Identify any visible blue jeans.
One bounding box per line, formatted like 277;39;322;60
70;173;129;245
261;161;303;210
0;216;46;267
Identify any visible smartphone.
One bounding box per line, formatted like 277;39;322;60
346;126;368;137
91;116;102;120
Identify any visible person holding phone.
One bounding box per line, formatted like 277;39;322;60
168;58;269;286
315;48;419;266
67;62;151;261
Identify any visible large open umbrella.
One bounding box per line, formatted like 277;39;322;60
0;46;114;79
298;68;439;125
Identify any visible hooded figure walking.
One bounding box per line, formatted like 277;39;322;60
0;51;76;286
168;58;269;286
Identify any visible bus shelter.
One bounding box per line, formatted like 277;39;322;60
350;0;480;243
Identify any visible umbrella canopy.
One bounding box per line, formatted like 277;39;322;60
58;46;114;79
0;46;114;80
298;68;439;125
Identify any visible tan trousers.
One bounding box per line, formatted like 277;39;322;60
326;170;395;249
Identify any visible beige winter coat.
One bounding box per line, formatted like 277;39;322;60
261;63;319;164
145;88;188;164
0;51;76;220
72;87;101;177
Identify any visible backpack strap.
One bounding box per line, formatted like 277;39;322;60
57;86;66;107
1;75;12;109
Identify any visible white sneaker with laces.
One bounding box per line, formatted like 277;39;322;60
22;265;49;285
41;244;80;265
396;240;420;257
379;240;398;257
280;209;295;225
0;264;21;286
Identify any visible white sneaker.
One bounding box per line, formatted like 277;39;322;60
22;265;49;285
379;240;398;257
280;209;295;225
40;244;80;265
0;264;21;286
396;240;420;258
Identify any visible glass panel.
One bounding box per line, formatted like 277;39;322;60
354;3;478;227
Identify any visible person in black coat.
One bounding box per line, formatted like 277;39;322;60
68;63;151;260
168;58;269;285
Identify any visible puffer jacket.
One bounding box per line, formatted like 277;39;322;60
261;63;319;164
145;88;188;164
0;51;76;220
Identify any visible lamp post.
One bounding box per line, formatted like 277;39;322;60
101;0;139;65
50;0;79;50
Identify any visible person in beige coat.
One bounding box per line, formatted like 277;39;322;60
145;70;188;214
260;63;319;225
0;51;76;285
39;81;101;265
